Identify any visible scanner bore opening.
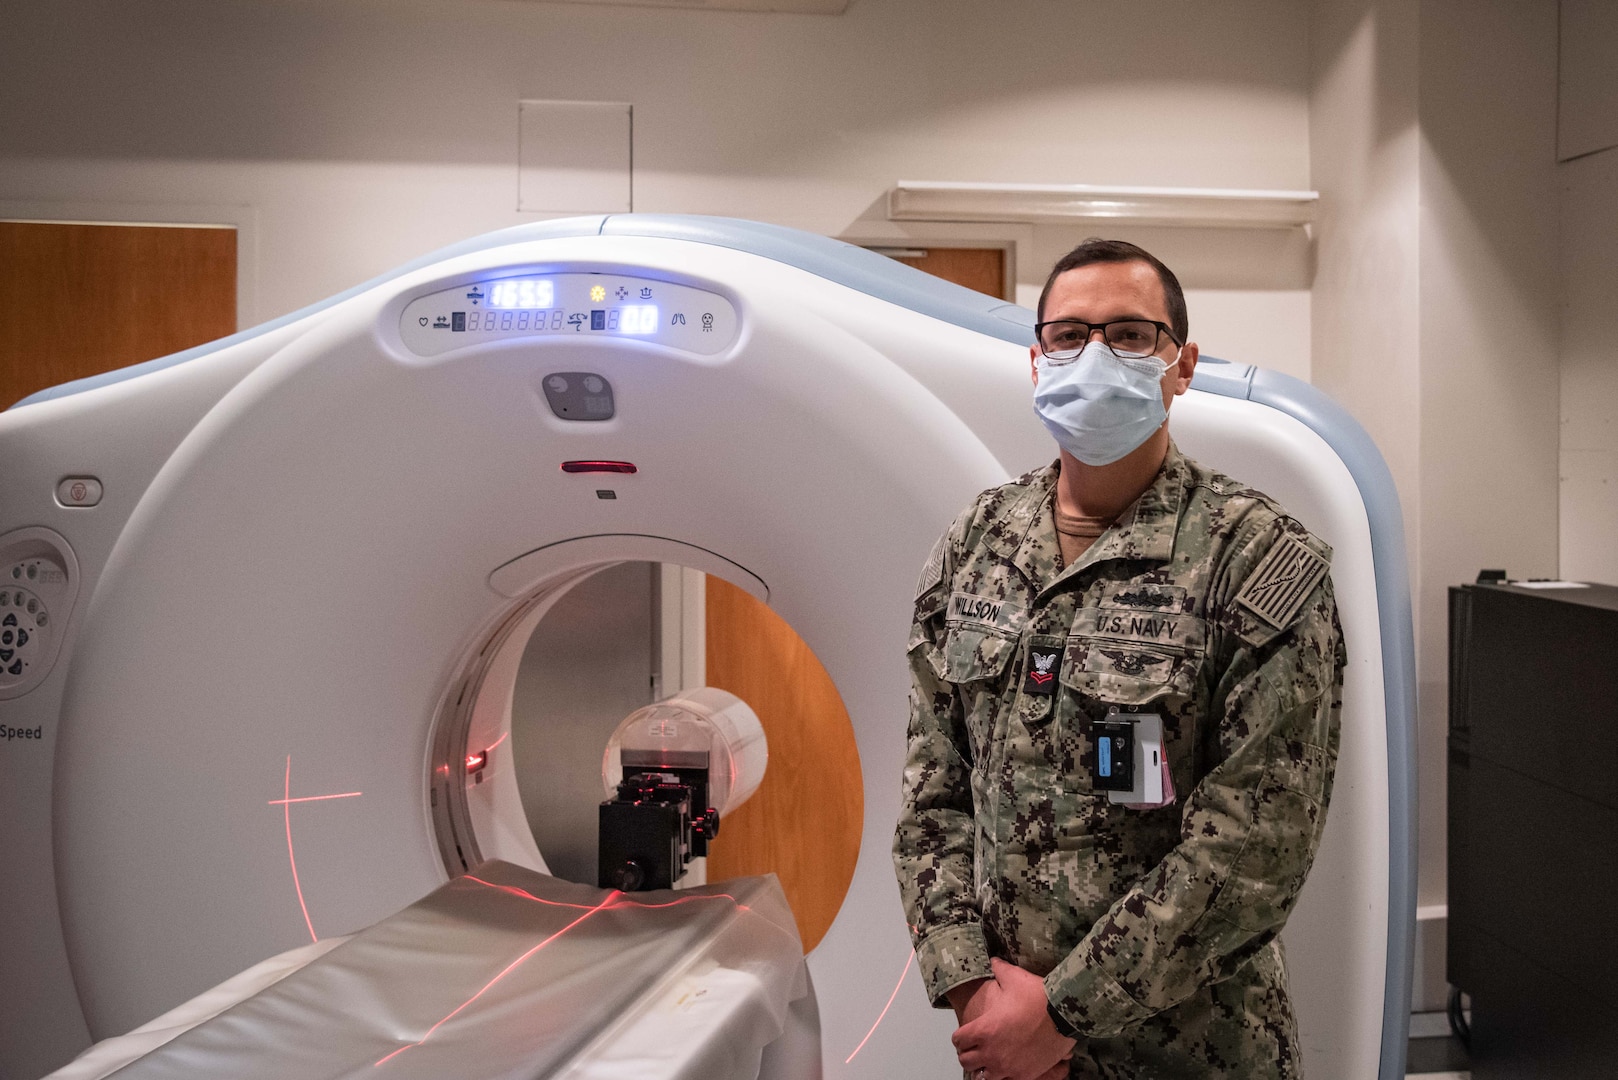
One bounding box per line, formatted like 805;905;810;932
430;561;862;953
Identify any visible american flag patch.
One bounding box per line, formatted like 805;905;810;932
1236;535;1329;630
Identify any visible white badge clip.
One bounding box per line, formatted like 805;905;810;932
1106;711;1174;808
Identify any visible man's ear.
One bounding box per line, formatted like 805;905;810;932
1171;342;1198;396
1029;343;1040;388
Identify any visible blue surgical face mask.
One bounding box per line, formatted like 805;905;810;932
1032;339;1178;466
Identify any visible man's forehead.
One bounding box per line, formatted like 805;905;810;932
1046;260;1170;321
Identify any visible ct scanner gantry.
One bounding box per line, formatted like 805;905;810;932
0;214;1416;1080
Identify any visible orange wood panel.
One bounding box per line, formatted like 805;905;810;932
896;246;1008;299
0;222;236;409
704;576;864;953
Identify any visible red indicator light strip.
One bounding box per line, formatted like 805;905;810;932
560;460;637;475
844;949;916;1064
374;891;622;1067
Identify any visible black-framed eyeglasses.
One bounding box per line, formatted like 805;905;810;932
1034;319;1182;363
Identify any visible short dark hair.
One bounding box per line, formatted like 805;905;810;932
1035;238;1188;344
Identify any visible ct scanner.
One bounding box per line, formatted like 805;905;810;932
0;215;1416;1079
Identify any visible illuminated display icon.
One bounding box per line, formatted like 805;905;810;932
590;284;607;303
619;305;658;335
488;278;555;309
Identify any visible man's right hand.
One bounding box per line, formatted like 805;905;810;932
950;978;1071;1078
951;960;1076;1080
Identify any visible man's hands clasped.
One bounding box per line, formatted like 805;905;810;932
946;959;1076;1080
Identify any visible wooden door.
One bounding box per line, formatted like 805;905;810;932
0;222;237;409
892;246;1008;299
703;578;863;952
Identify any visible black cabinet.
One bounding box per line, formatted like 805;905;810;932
1448;582;1618;1079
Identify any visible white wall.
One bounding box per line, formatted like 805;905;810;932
1310;0;1562;1012
0;0;1312;374
1558;0;1618;584
1309;0;1422;544
1021;223;1314;380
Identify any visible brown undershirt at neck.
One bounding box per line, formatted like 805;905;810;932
1053;500;1114;567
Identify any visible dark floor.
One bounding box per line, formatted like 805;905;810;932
1408;1033;1470;1075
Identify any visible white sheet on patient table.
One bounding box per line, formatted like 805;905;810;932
47;862;809;1080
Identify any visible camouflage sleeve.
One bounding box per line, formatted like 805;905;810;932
892;526;993;1008
1043;518;1346;1038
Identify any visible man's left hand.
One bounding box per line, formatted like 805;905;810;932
951;958;1076;1080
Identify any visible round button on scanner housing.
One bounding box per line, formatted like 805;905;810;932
55;477;103;508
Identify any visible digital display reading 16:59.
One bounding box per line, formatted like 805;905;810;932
488;278;555;309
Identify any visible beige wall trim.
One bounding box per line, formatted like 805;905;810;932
541;0;848;12
889;181;1319;229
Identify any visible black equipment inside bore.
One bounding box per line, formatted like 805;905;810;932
598;752;720;892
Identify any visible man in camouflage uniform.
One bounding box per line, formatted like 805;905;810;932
893;239;1345;1080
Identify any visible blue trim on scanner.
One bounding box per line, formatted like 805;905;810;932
597;214;1036;346
10;214;1033;410
1192;355;1416;1080
11;213;1416;1077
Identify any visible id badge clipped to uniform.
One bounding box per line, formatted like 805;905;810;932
1093;707;1175;808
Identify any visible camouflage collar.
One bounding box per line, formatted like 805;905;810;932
979;461;1060;565
1075;440;1189;570
990;440;1191;591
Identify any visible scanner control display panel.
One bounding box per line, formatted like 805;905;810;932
399;273;739;357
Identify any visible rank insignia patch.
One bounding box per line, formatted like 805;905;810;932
1023;645;1062;696
1236;534;1330;630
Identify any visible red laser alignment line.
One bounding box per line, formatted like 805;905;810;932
605;891;810;953
461;876;602;911
463;876;805;958
276;758;363;943
268;792;363;806
283;756;318;944
462;875;746;914
844;949;915;1064
374;891;623;1067
380;877;800;1068
607;892;741;911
